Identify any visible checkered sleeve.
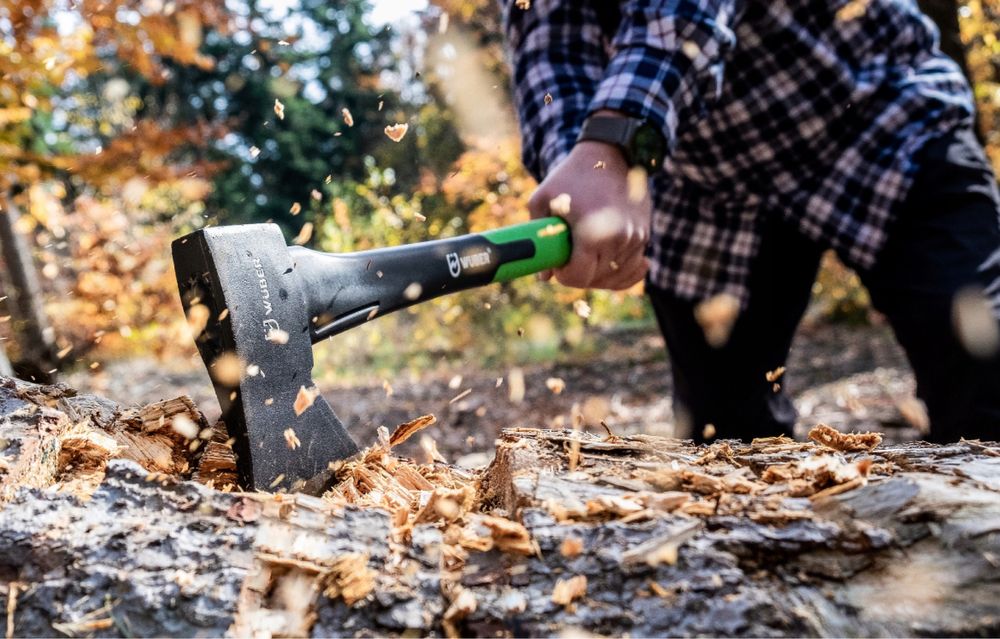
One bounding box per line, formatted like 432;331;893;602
589;0;740;149
501;0;610;181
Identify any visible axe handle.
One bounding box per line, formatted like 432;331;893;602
290;217;571;342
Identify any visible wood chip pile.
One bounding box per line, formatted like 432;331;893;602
1;376;999;637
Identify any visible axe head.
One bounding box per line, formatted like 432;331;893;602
172;224;359;493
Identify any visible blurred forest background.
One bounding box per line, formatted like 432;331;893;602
0;0;998;388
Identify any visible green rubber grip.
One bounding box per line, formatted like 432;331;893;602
483;217;572;283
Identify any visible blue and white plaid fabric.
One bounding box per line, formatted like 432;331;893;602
503;0;975;305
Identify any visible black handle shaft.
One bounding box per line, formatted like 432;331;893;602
290;232;533;343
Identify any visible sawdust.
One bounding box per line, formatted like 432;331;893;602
478;514;538;556
321;554;375;606
551;575;587;608
560;537;584;558
442;588;477;638
808;423;882;452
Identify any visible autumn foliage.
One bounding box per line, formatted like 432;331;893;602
0;0;997;375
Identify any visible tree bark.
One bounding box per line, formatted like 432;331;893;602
0;197;58;383
0;376;998;637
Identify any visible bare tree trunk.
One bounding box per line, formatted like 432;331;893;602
0;195;58;383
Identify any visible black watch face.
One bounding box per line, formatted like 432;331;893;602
631;123;667;170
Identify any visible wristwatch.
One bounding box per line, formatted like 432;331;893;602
576;114;667;170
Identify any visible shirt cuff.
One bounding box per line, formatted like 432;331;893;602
587;45;692;152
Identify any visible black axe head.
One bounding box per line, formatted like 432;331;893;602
172;224;359;493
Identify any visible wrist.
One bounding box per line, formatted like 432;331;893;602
576;111;667;171
570;140;629;173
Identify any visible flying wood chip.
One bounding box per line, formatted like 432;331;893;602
293;386;320;416
549;193;571;216
273;98;285;120
694;293;740;348
266;328;290;344
283;428;301;450
292;222;313;245
211;352;244;387
341;107;354;127
388;414;437;447
289;201;302;215
384;123;408;142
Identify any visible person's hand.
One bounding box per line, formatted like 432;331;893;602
528;139;652;290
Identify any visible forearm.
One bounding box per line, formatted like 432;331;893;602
588;0;740;150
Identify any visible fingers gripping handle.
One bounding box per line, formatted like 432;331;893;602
293;217;571;342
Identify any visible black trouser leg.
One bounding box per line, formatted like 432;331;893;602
648;219;824;443
859;127;1000;443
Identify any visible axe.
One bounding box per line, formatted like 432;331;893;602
172;218;570;492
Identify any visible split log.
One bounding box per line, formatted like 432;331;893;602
0;376;999;637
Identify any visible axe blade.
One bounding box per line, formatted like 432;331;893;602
172;224;358;492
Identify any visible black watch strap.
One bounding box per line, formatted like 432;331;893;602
576;115;643;165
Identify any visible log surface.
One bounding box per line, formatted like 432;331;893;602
0;377;999;637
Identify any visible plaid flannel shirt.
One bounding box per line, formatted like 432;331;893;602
502;0;975;305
